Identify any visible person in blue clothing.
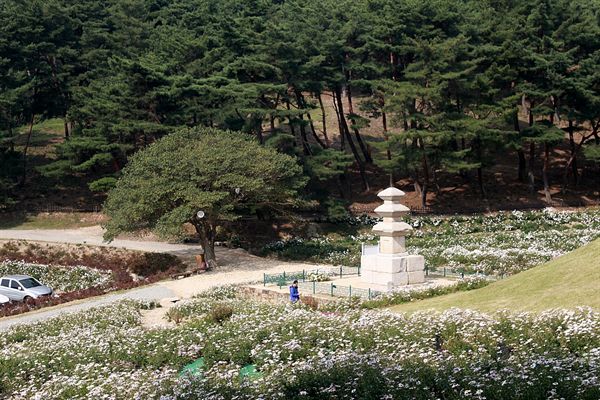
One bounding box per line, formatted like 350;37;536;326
289;280;300;303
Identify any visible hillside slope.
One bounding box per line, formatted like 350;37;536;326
391;238;600;313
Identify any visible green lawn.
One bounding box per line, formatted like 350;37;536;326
391;238;600;313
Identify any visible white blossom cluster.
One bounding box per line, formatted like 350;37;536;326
0;260;112;292
1;296;597;399
263;208;600;275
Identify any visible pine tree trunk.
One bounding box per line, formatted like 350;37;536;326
270;114;275;134
306;112;326;148
419;137;429;208
19;114;35;187
413;181;421;197
432;168;441;194
542;143;551;203
562;128;595;193
286;100;299;149
195;220;217;268
64;119;70;139
382;109;393;186
344;82;373;163
528;142;536;193
256;117;264;145
331;91;345;149
270;94;279;134
474;135;486;198
46;55;69;140
317;93;330;147
526;107;535;192
518;151;527;182
568;120;578;184
7;115;14;150
298;114;311;155
335;88;369;191
513;112;527;182
527;103;536;192
420;183;428;209
289;94;311;155
477;167;486;198
295;91;326;148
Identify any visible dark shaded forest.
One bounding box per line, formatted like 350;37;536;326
1;0;599;214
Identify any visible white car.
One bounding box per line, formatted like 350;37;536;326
0;294;10;305
0;275;53;302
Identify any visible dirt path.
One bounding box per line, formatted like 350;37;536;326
0;226;330;329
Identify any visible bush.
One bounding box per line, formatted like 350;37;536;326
128;253;183;276
323;198;351;223
301;296;319;310
209;304;234;324
165;308;185;325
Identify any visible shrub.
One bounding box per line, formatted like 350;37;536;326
209;304;234;324
302;296;319;310
165;308;185;324
139;300;161;310
128;252;183;276
306;272;330;282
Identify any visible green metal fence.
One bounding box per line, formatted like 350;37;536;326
263;266;499;301
297;281;381;300
263;266;361;287
425;267;503;280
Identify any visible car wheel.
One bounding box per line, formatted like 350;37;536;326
23;296;35;305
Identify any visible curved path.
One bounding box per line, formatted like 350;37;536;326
0;226;325;330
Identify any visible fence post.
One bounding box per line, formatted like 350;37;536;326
349;285;352;298
340;266;343;279
302;270;306;282
330;283;334;297
283;271;286;281
368;288;371;300
443;267;446;277
263;273;266;286
313;281;316;294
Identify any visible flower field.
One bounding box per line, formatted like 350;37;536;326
0;241;184;317
1;288;598;399
0;260;111;292
263;208;600;275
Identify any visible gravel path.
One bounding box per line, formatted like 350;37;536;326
0;226;329;330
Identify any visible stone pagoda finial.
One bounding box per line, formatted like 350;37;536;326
372;187;412;254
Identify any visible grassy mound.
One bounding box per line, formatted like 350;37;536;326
391;238;600;313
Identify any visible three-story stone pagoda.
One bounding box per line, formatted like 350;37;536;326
360;187;425;291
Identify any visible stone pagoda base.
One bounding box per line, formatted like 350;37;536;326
361;252;425;291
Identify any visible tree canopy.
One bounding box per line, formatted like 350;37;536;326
1;0;599;210
102;127;305;264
